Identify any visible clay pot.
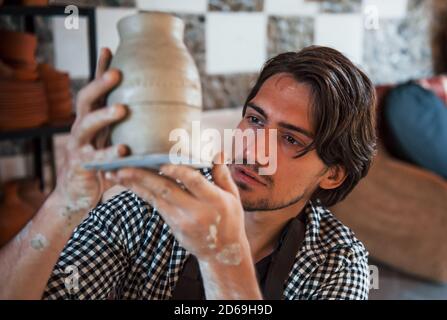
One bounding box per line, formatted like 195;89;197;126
0;60;14;79
107;12;202;156
0;80;49;130
21;0;48;6
38;63;73;122
0;30;37;64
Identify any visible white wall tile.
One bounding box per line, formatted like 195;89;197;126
314;14;364;65
0;155;29;182
362;0;408;19
136;0;207;14
206;13;266;75
96;7;138;54
52;17;90;78
264;0;319;16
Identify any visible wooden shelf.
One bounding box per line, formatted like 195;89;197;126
0;4;97;80
0;5;97;189
0;117;74;141
0;4;94;17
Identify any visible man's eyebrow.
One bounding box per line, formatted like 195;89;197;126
246;103;268;119
246;103;313;138
278;122;313;139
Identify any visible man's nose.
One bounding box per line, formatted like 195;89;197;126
243;127;272;166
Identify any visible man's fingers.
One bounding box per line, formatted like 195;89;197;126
73;104;127;145
93;126;111;149
95;47;112;79
114;168;200;209
89;144;128;162
76;69;121;116
160;165;219;200
211;152;240;198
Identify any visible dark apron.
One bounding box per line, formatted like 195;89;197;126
171;214;306;300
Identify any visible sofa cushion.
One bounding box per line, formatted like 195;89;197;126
384;82;447;179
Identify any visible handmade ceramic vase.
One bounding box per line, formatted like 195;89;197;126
107;12;202;157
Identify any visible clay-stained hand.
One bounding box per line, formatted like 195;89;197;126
52;48;129;223
108;152;249;265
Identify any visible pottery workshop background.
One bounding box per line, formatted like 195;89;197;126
0;0;442;186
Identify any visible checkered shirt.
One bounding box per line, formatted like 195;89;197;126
43;169;370;300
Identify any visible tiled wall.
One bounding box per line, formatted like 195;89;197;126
0;0;438;183
31;0;437;109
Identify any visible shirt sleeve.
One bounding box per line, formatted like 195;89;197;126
43;190;150;299
308;244;370;300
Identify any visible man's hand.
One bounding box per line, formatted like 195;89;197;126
52;47;128;224
107;152;262;299
108;152;248;264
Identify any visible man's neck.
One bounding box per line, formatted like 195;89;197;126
244;200;307;263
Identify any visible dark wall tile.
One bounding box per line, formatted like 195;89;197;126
362;0;433;84
209;0;263;12
268;16;314;58
320;0;361;13
49;0;135;7
176;14;206;76
202;74;258;110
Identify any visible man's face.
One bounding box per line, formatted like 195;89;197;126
228;73;330;211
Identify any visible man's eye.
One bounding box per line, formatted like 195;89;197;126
283;135;302;146
247;115;263;125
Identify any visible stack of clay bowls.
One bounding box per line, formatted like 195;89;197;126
0;30;39;81
0;80;48;130
38;63;73;123
0;30;49;130
21;0;49;6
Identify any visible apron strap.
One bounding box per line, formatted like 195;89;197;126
171;215;306;300
262;217;306;299
171;254;204;300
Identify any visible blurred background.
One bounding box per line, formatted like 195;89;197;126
0;0;446;299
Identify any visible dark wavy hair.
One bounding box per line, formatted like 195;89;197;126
243;46;377;207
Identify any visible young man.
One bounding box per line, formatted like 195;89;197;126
0;46;376;300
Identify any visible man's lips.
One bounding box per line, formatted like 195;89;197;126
232;165;267;187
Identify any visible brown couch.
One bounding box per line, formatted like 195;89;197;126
332;76;447;282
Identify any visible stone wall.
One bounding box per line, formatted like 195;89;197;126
0;0;438;110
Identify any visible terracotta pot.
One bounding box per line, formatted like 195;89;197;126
107;12;202;156
21;0;48;6
48;100;73;122
0;60;14;79
48;91;71;102
0;30;37;64
13;68;39;81
38;63;73;122
0;80;48;130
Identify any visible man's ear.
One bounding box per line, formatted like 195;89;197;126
318;165;347;190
